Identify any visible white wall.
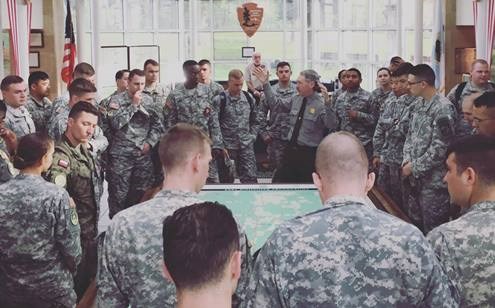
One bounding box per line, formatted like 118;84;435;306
1;0;43;29
456;0;474;26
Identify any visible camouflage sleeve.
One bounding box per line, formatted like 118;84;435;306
47;114;65;141
355;97;377;127
232;227;253;307
445;84;458;105
163;94;177;130
323;103;339;131
89;126;109;155
96;219;131;308
249;94;262;138
46;151;71;190
243;239;285;308
402;106;414;165
411;105;455;177
109;102;139;130
207;103;224;149
146;107;164;148
373;106;390;157
258;98;270;139
53;189;82;274
262;83;291;112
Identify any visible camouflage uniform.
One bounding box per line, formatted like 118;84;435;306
4;104;36;138
243;195;460;308
446;81;495;137
427;200;495;307
46;136;102;299
144;82;173;108
106;91;163;218
259;82;297;169
369;87;391;118
213;91;260;183
164;83;223;182
264;83;338;183
0;141;15;184
402;94;456;233
97;190;252;308
373;93;416;211
25;95;52;132
0;173;81;307
331;87;345;106
204;80;225;97
331;87;374;158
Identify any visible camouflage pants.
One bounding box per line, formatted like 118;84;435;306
107;153;154;218
377;163;404;213
267;138;288;170
228;146;258;183
150;142;164;187
403;170;450;234
0;294;74;308
74;224;97;301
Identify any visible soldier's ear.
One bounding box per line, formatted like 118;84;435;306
161;259;174;283
365;172;375;193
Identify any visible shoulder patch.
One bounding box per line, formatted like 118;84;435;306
70;208;79;225
437;116;454;139
54;174;67;188
58;159;69;168
203;106;211;117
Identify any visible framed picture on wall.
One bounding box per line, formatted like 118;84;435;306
29;51;40;68
30;30;44;48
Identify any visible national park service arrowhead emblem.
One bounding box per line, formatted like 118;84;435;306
237;2;263;37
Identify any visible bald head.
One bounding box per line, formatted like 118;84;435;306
315;132;369;184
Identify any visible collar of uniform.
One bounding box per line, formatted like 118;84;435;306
467;200;495;213
28;94;45;107
323;194;368;208
469;80;493;92
15;172;43;181
6;104;28;117
154;189;197;200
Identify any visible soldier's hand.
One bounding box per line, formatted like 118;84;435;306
401;162;412;177
253;90;261;98
372;157;380;169
212;148;225;159
262;134;273;144
132;90;143;106
141;143;151;155
253;66;269;85
0;127;17;154
347;110;358;120
318;83;331;103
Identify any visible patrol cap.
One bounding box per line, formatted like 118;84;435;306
300;69;321;83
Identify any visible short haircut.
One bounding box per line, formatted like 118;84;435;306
228;69;243;80
276;61;291;70
390;56;404;65
409;64;435;86
159;123;212;171
337;69;347;80
129;69;145;80
347;68;362;79
144;59;159;69
28;71;50;88
198;59;211;66
73;62;95;78
392;62;414;77
13;132;53;170
315;131;368;183
447;135;495;185
68;78;97;98
473;91;495;108
162;201;240;290
377;67;391;76
471;59;489;70
115;69;130;81
183;60;199;70
1;75;24;91
300;69;320;83
68;101;99;119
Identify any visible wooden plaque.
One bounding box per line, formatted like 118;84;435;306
237;2;263;38
455;48;476;74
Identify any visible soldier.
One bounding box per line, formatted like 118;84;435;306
98;124;252;307
402;64;456;233
459;92;481;135
244;132;459;307
244;52;268;104
162;202;242;308
331;69;348;106
370;67;392;116
0;132;81;307
331;68;374;159
47;78;108;159
106;69;163;218
472;91;495;138
198;59;225;96
373;62;415;211
255;68;337;183
389;55;405;73
143;58;173;107
164;60;224;183
447;59;495;137
50;62;96;120
0;75;35;138
45;102;101;300
428;134;495;306
258;61;297;171
213;69;260;183
99;69;130;138
26;71;52;133
0;101;17;184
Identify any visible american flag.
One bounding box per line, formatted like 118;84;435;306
61;0;76;84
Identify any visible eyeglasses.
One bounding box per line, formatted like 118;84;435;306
407;80;425;86
472;117;495;124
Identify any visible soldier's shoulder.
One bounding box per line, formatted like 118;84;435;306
358;87;372;98
434;95;456;113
